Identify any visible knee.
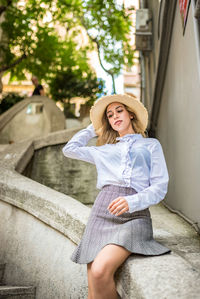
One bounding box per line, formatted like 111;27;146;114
90;261;111;283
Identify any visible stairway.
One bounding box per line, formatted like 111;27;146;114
0;264;36;299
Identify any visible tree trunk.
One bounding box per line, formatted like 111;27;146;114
0;73;3;94
80;17;116;93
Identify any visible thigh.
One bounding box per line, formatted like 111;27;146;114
92;244;131;276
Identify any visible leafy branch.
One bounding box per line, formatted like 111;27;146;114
80;17;116;93
0;53;27;72
0;0;12;17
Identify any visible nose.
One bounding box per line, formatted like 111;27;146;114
113;111;118;119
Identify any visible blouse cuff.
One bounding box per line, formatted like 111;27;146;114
124;194;140;213
86;124;97;138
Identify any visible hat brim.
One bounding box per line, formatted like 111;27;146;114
90;94;148;131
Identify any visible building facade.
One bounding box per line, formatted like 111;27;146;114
138;0;200;232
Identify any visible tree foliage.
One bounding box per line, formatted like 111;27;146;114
80;0;134;73
49;69;105;102
49;69;105;117
0;0;134;96
0;93;24;114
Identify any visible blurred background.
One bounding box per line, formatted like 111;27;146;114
0;0;140;119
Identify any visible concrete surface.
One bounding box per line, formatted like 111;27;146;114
0;201;87;299
23;143;98;205
0;127;200;298
116;204;200;299
0;263;36;299
0;264;5;284
0;144;8;152
65;116;90;129
0;96;66;143
0;285;36;298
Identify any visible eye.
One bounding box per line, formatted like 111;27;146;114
107;114;113;118
117;109;123;113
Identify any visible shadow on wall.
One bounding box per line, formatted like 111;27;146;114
0;96;66;144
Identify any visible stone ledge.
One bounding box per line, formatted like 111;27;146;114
33;127;81;150
0;168;90;245
0;285;36;297
116;252;200;299
0;127;82;172
0;96;66;133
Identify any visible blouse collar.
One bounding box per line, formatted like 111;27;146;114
116;133;143;142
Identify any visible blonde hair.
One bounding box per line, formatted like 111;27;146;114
96;104;147;146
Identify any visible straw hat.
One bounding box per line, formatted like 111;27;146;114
90;94;148;131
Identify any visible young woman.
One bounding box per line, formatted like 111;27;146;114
62;94;170;299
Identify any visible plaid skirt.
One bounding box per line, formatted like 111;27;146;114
71;185;170;264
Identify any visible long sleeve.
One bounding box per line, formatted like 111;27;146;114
124;139;169;213
62;124;97;164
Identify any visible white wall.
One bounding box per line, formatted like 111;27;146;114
157;3;200;227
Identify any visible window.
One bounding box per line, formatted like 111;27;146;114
26;103;43;114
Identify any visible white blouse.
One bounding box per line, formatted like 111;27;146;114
62;124;169;213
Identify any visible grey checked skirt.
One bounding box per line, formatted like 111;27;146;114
71;185;170;264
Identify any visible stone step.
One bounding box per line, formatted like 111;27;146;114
0;285;36;298
0;264;5;285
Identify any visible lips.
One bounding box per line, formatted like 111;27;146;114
114;120;122;126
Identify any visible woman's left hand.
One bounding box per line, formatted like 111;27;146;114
108;197;129;216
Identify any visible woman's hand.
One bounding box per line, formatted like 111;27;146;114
107;197;129;216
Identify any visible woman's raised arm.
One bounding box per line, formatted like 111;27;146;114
62;124;97;164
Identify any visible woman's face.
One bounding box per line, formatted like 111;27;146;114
106;102;135;137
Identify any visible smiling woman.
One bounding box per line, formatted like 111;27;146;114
62;94;171;299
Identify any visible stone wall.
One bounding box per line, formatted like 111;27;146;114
0;201;88;299
23;143;98;205
0;96;66;143
0;104;51;143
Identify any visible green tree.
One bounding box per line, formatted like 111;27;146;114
49;69;105;117
0;0;134;94
0;0;88;82
50;0;134;92
79;0;134;92
0;93;24;114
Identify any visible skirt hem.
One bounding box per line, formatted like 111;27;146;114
71;241;171;264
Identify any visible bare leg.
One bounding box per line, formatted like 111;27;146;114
87;262;94;299
87;244;131;299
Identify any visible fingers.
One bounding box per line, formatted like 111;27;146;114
107;197;129;216
108;197;121;209
115;207;128;216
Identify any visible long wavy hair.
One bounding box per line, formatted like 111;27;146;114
96;104;147;146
